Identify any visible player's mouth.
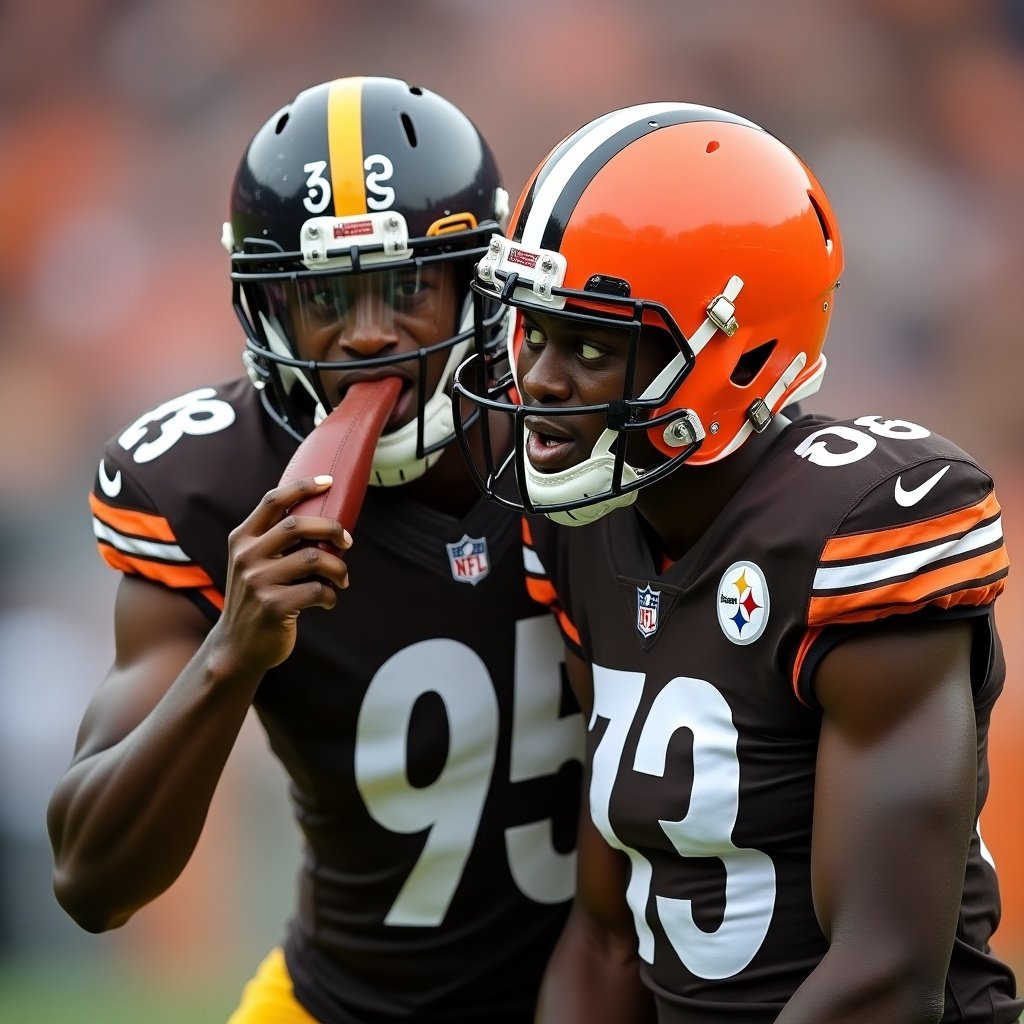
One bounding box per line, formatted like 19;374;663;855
524;417;581;472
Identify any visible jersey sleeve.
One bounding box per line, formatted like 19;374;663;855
89;441;225;614
793;455;1008;704
521;515;584;659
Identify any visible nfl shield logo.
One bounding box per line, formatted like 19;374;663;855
446;534;490;586
636;584;661;637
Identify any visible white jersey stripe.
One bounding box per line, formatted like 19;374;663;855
813;517;1003;592
92;517;191;563
520;103;697;249
523;544;546;576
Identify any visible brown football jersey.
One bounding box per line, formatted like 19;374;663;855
89;378;583;1023
525;413;1021;1023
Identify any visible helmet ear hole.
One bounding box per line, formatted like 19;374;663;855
401;113;418;147
809;194;834;253
730;340;776;386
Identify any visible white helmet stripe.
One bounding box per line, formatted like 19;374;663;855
517;104;763;253
519;103;686;249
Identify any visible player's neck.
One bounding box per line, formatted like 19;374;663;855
402;443;481;516
636;414;792;561
402;411;512;517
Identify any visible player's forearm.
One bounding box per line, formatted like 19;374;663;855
776;945;946;1024
535;908;654;1023
48;637;263;932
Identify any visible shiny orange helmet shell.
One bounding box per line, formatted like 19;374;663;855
504;103;843;465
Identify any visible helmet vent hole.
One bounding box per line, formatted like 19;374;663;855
706;140;720;153
401;113;418;147
409;85;423;96
730;340;776;386
808;194;833;252
274;112;290;135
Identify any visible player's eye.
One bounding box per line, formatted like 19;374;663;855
522;324;546;348
578;339;604;361
395;272;423;298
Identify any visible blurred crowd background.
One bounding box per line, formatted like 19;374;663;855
2;0;1023;1019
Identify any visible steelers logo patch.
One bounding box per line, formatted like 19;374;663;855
717;561;770;645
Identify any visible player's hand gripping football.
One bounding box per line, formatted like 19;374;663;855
215;474;352;675
214;379;402;674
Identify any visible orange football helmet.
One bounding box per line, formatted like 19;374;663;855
453;103;843;524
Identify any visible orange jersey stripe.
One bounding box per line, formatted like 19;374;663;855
809;547;1007;625
521;517;534;546
809;580;1005;627
526;575;557;608
98;544;217;592
551;605;581;647
525;575;581;646
521;518;581;646
821;491;1000;564
89;491;177;542
198;586;226;612
327;77;366;216
790;626;825;703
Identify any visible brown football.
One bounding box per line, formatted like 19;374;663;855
278;377;403;533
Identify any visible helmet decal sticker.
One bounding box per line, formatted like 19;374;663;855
303;160;332;214
365;154;396;210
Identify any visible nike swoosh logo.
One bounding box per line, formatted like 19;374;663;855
98;459;122;498
894;464;950;507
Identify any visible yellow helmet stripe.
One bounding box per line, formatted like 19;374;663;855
327;77;366;216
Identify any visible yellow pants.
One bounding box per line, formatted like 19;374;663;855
226;948;319;1024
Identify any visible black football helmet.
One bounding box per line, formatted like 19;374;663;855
225;76;509;483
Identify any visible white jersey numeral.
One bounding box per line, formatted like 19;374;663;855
590;666;776;979
794;416;930;467
355;619;582;927
117;388;236;463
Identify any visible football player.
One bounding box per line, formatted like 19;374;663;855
452;103;1023;1022
47;77;583;1024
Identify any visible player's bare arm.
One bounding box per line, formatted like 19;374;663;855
777;620;976;1024
48;476;348;932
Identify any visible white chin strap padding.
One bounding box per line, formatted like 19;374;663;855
524;426;641;527
369;381;455;486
